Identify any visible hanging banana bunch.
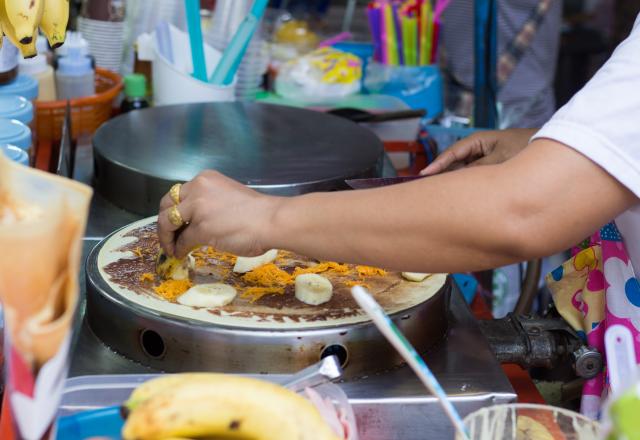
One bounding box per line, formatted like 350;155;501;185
0;0;68;58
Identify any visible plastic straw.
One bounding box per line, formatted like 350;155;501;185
401;15;412;66
430;20;440;64
184;0;207;81
368;5;382;62
424;1;434;65
407;15;418;66
352;286;470;440
209;0;269;85
383;3;399;65
434;0;452;21
418;1;429;65
392;3;404;65
319;31;353;48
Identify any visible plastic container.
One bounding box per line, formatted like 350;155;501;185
0;95;33;125
364;63;443;116
458;403;601;440
136;24;235;106
120;74;149;113
0;144;29;166
0;119;32;151
0;74;39;101
56;45;95;100
34;68;122;152
19;54;56;101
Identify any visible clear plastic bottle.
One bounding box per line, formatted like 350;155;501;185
120;74;150;113
55;45;95;100
19;53;56;101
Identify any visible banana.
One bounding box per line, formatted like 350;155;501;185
3;0;42;44
401;272;431;282
0;4;36;58
156;249;191;280
39;0;68;48
233;249;278;273
124;373;213;411
122;374;340;440
295;273;333;305
516;415;554;440
0;21;3;49
177;283;237;308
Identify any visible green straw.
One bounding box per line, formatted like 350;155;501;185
425;2;434;66
384;3;399;65
407;16;418;66
401;15;411;66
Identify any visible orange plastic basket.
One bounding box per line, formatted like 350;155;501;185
34;67;123;143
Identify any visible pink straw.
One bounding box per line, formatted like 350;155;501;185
433;0;452;21
319;32;354;48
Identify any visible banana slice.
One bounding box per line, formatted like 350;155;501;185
177;283;237;308
233;249;278;274
516;415;555;440
401;272;431;282
295;274;333;306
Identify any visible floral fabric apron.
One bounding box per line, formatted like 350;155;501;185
546;222;640;419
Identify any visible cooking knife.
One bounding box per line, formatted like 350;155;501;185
345;175;426;190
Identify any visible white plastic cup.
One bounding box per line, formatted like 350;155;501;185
458;403;601;440
140;24;235;106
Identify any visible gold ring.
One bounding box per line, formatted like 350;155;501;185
168;205;184;227
169;183;182;205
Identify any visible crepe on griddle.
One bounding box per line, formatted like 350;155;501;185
99;217;447;329
0;152;92;368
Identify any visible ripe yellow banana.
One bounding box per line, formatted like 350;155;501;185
122;374;341;440
124;373;212;411
0;3;36;58
40;0;68;48
3;0;42;44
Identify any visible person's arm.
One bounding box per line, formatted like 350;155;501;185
420;128;538;175
158;138;636;273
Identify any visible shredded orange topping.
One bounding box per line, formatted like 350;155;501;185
292;262;350;277
154;279;193;301
139;272;155;283
242;263;293;287
132;247;144;258
356;265;387;277
344;280;371;288
241;287;285;303
191;246;237;265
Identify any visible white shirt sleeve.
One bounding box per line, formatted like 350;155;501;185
531;14;640;198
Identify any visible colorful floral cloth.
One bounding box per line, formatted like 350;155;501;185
546;223;640;419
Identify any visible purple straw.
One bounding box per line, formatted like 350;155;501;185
368;6;383;63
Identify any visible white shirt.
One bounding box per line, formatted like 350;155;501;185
532;14;640;274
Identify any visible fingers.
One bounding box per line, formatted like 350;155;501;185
157;202;196;256
174;222;203;258
159;181;193;212
420;142;474;175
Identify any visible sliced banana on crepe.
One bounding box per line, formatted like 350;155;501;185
295;274;333;306
233;249;279;274
401;272;431;282
177;283;237;308
156;249;194;281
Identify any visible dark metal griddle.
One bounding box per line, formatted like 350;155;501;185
93;102;384;215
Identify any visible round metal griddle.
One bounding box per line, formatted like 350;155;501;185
93;102;384;215
85;228;450;378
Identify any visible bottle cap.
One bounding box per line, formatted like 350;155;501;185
55;31;90;58
124;74;147;98
0;144;29;166
0;95;33;124
57;45;93;76
0;75;39;100
0;119;31;150
0;37;19;73
19;53;49;75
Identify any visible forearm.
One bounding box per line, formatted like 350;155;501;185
266;139;636;272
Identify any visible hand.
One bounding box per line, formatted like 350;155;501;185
420;128;539;175
157;171;278;258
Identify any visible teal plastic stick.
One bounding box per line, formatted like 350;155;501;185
185;0;207;82
209;0;269;85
